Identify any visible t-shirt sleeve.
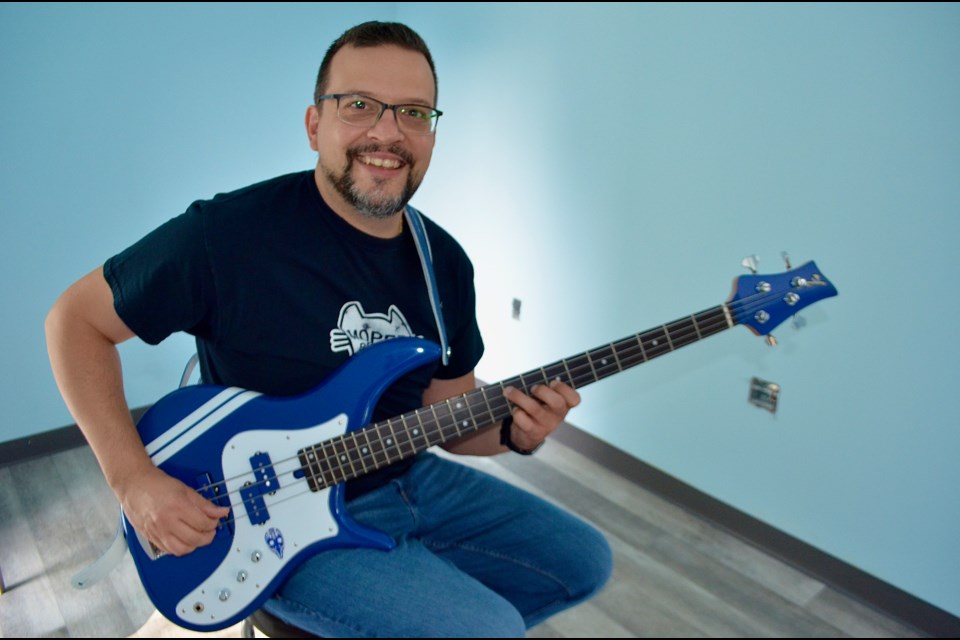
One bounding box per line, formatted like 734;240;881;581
103;203;216;345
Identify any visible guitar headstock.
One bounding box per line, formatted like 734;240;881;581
729;260;838;336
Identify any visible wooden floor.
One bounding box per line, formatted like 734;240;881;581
0;439;925;638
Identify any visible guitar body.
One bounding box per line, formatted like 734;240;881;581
124;337;441;631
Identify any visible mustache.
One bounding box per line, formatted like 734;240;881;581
346;143;414;166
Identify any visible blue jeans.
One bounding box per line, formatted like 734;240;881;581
262;452;612;637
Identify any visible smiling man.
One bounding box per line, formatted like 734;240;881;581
309;43;437;234
46;22;611;637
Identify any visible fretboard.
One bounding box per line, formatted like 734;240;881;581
298;304;734;490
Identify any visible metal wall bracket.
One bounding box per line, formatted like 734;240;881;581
749;377;780;414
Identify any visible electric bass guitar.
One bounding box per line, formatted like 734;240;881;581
125;260;837;631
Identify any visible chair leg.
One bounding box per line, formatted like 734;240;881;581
240;617;256;638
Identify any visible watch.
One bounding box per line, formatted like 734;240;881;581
499;415;544;455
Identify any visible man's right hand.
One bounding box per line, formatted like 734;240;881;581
116;464;230;557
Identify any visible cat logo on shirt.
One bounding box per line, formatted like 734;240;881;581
329;301;416;356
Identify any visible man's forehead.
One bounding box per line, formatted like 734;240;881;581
327;44;435;105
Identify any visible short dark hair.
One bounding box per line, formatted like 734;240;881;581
314;21;438;105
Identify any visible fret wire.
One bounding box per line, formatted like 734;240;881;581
543;361;566;385
429;402;445;441
380;418;399;462
445;398;464;438
662;324;674;351
415;408;433;447
390;416;414;459
318;443;338;487
691;314;702;340
591;345;618;381
517;370;530;393
610;342;624;372
381;421;403;464
323;440;346;485
334;436;357;481
301;447;323;491
538;366;550;388
585;348;599;383
456;395;474;433
427;403;451;444
369;425;390;467
567;353;591;388
403;412;426;450
477;386;500;425
405;411;421;448
355;429;377;470
561;358;575;388
484;383;510;422
460;391;483;433
666;318;693;349
635;333;648;363
346;431;370;475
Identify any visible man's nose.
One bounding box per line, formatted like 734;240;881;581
367;107;404;142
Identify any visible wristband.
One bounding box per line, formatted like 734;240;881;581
499;415;544;455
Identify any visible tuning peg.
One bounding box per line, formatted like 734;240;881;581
765;335;777;347
741;255;759;275
781;251;792;270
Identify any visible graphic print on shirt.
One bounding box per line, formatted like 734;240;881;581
330;301;416;356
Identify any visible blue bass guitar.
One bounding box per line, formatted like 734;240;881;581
126;261;837;631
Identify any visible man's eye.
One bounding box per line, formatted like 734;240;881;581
347;100;369;110
402;107;428;121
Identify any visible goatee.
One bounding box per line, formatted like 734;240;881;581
325;144;421;220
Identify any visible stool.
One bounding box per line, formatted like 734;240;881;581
240;608;319;638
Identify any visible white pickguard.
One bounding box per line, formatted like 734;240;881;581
173;413;348;627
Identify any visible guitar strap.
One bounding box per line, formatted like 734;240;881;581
404;205;451;366
73;205;451;589
71;518;127;590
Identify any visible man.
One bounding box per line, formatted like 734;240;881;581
46;21;611;637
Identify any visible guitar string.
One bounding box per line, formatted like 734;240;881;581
192;284;812;509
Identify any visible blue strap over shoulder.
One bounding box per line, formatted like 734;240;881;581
404;205;451;366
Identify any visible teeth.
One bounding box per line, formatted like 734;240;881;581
361;156;401;169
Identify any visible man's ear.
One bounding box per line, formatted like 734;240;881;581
305;104;320;152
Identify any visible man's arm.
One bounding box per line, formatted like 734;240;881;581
428;372;581;456
45;267;227;556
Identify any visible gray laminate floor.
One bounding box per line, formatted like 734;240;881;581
0;439;925;638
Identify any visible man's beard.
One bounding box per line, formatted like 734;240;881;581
324;144;422;220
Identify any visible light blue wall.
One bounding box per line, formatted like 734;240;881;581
2;2;957;619
0;2;394;432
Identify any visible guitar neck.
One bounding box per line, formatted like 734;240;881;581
298;304;735;491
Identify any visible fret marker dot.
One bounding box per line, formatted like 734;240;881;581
652;339;658;346
456;402;463;409
339;455;347;463
462;421;468;427
601;359;608;365
413;428;421;436
361;447;369;455
386;438;394;446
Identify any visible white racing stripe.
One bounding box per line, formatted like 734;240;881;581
148;389;262;466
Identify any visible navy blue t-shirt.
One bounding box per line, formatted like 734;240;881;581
104;170;484;497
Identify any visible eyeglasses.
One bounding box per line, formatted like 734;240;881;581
316;93;443;135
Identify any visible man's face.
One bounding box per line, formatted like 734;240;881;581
308;44;437;222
